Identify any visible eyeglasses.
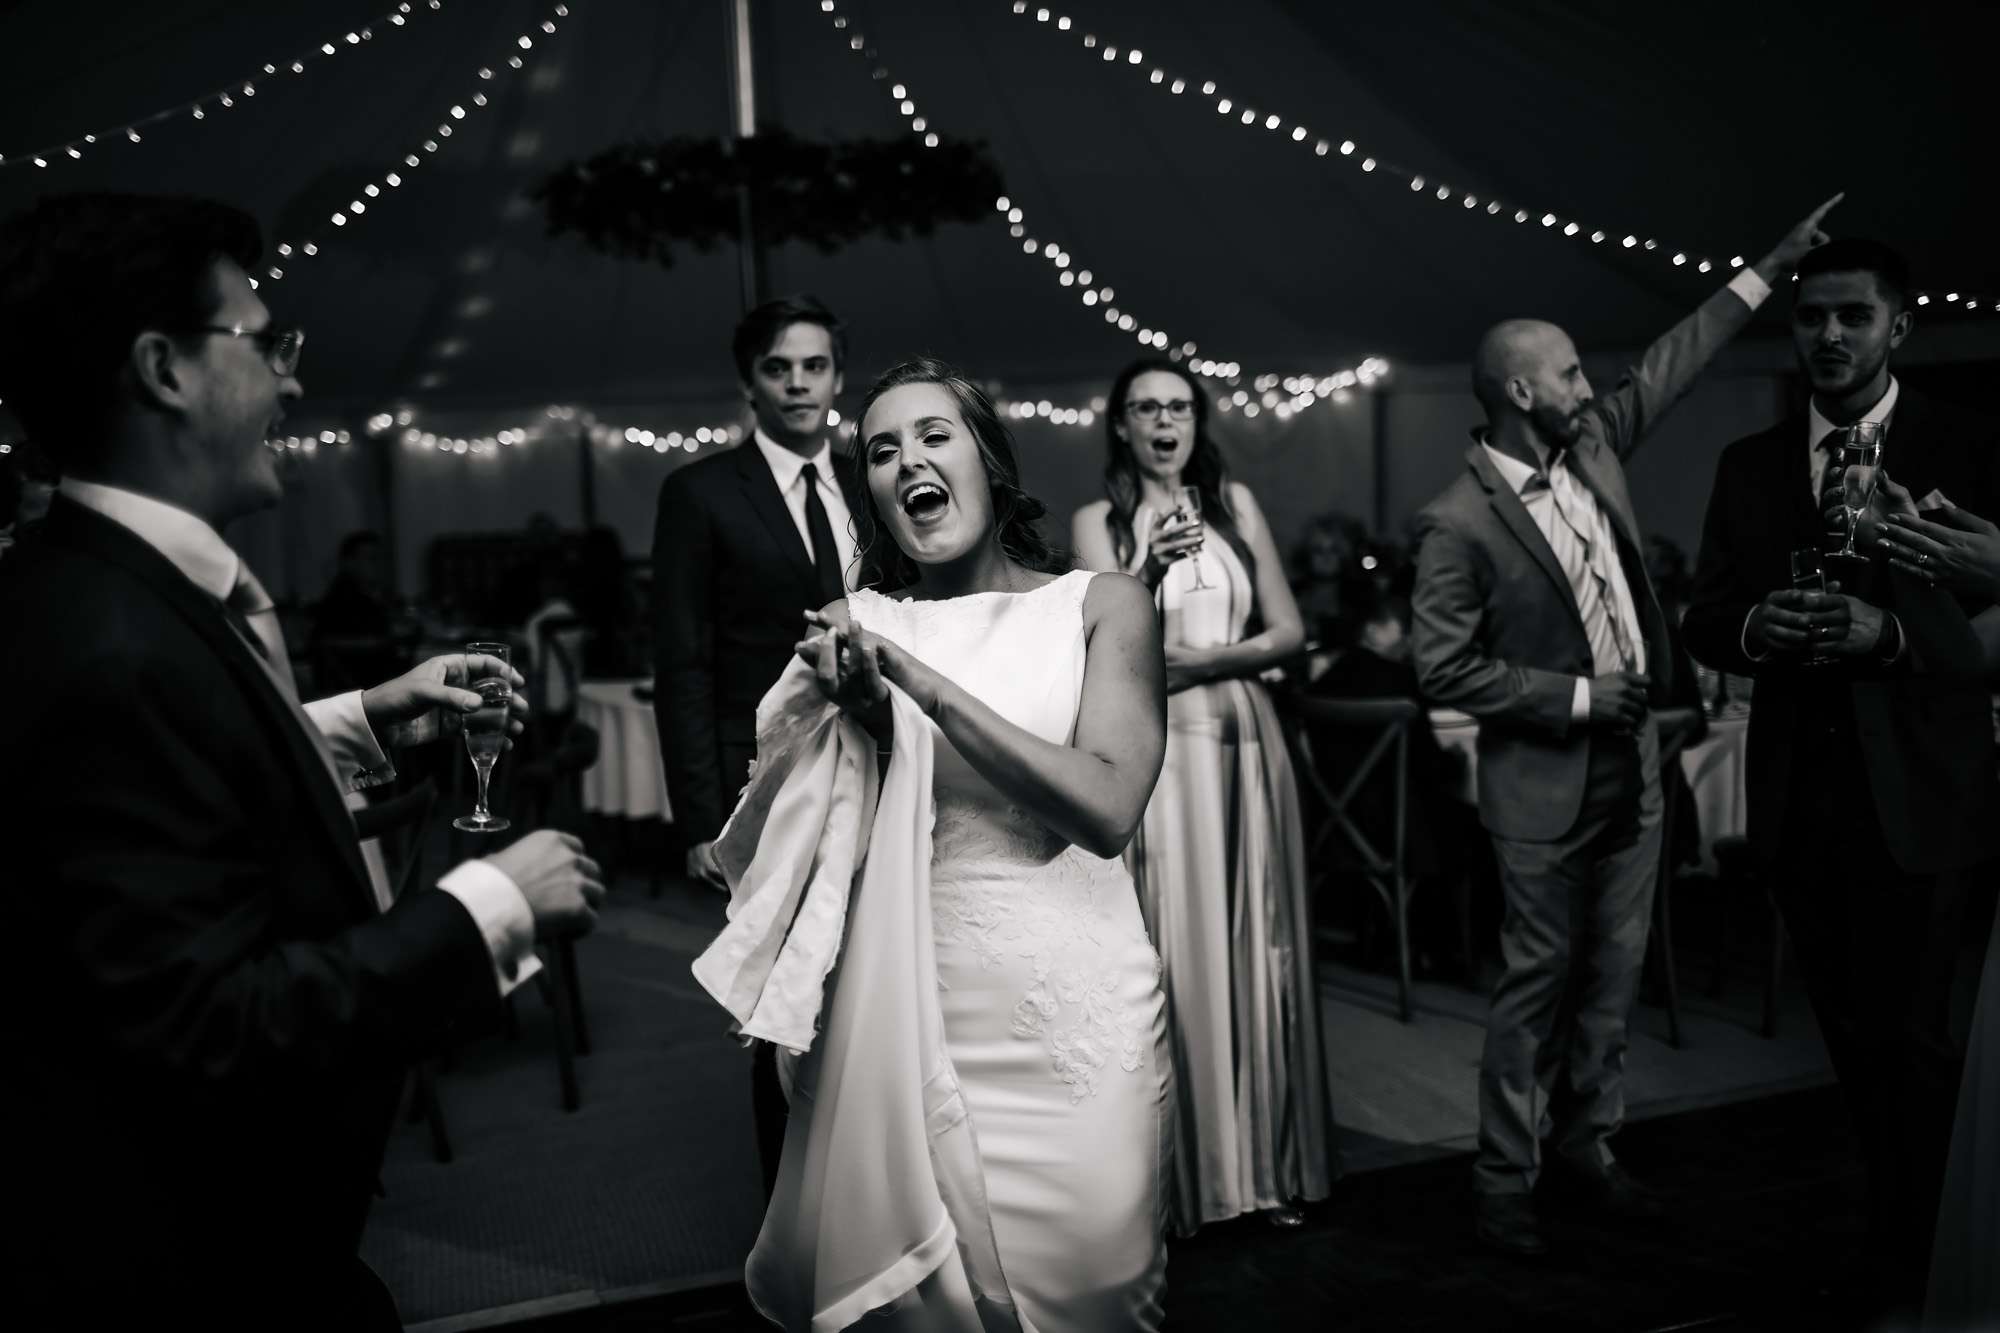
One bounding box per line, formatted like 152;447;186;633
191;324;305;377
1124;398;1194;422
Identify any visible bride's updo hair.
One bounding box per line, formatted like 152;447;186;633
847;356;1071;591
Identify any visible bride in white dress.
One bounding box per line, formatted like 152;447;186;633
705;358;1173;1331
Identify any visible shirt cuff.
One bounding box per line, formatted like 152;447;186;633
437;860;542;998
302;690;397;792
1727;267;1773;311
1570;676;1591;725
1739;608;1773;662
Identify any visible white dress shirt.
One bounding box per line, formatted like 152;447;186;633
1480;443;1648;724
754;429;859;592
60;479;539;996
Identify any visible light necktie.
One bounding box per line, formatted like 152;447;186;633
225;566;396;912
1539;463;1637;675
799;462;846;604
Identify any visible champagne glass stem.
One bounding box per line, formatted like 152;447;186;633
473;761;493;822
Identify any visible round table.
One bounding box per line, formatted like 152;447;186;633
576;678;673;822
1429;705;1749;870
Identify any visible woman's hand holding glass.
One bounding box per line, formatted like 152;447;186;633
1140;507;1204;589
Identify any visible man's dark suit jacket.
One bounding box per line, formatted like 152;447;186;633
1411;282;1759;843
0;499;500;1320
1681;389;2000;873
652;440;864;844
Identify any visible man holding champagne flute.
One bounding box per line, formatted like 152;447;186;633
0;193;608;1330
1684;236;2000;1324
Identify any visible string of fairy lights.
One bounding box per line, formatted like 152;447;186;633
812;0;1391;428
250;3;572;297
1008;3;1996;315
0;2;452;173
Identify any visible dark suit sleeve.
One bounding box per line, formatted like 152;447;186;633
1683;447;1765;676
652;467;725;843
40;654;497;1087
1591;282;1761;463
1410;515;1578;735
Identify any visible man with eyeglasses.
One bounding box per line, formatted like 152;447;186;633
0;192;607;1329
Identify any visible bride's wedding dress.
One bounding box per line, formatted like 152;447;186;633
699;569;1171;1332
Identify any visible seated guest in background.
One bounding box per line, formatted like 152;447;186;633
1291;509;1367;653
0;192;606;1329
521;550;589;719
1411;196;1840;1258
651;292;862;1195
309;528;404;688
1072;357;1337;1235
1683;237;2000;1325
1307;580;1484;977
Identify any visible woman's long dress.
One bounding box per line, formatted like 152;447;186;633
1125;511;1339;1234
846;570;1172;1330
1925;899;1998;1329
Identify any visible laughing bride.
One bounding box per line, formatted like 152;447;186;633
693;357;1173;1331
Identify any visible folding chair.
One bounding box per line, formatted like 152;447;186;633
351;780;454;1163
512;718;602;1112
1281;694;1423;1022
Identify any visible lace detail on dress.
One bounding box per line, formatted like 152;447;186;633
929;789;1150;1104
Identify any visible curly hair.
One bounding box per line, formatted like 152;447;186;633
845;357;1071;591
1099;357;1255;582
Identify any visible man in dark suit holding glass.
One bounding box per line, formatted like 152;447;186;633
1683;238;2000;1323
0;192;606;1330
651;294;862;1191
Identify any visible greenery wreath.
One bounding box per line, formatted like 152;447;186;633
533;129;1006;266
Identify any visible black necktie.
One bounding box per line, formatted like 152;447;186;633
1815;433;1845;541
799;462;844;605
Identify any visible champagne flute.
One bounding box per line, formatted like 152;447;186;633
1790;548;1832;668
1176;484;1213;590
453;640;513;833
1837;420;1884;559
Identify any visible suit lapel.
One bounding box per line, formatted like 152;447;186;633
46;501;375;902
733;441;815;583
1467;446;1587;635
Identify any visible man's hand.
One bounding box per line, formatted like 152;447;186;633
486;830;605;939
1752;192;1845;284
685;839;727;892
362;652;528;749
1816;583;1889;657
1748;587;1888;658
1587;671;1650;730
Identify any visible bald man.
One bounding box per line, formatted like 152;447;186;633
1410;196;1840;1258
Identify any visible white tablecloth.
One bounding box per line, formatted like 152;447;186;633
1429;707;1749;868
576;678;672;822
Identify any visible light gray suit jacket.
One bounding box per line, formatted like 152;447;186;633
1410;284;1756;843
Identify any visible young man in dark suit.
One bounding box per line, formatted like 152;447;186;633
651;294;861;1190
1682;239;2000;1322
1410;197;1839;1258
0;193;606;1330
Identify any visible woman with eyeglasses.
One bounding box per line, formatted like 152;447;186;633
1072;358;1338;1235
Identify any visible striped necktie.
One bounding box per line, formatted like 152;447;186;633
224;567;396;912
1538;461;1637;674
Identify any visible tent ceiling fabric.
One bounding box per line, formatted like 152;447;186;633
3;0;1995;422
